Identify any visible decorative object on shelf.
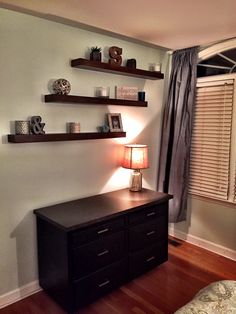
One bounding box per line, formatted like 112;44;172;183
126;59;137;69
90;46;102;61
97;125;110;133
15;120;30;135
138;91;146;101
30;116;45;134
95;87;110;98
107;113;123;132
115;86;138;100
150;63;162;72
109;46;122;66
68;122;80;133
122;144;149;192
52;78;71;95
154;63;161;72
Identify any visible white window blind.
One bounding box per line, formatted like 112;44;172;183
189;79;234;201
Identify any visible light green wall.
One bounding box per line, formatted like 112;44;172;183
171;196;236;251
1;7;234;300
0;8;166;295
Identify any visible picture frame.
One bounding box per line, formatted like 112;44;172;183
107;113;123;132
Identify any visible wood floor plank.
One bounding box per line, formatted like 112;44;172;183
1;238;235;314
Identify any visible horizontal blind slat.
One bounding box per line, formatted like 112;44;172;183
189;184;228;195
189;189;228;200
189;177;228;186
190;163;229;171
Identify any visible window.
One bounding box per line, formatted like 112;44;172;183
197;48;236;78
189;74;236;203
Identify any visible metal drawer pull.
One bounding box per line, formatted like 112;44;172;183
146;256;155;262
98;279;110;288
97;228;109;235
147;212;155;217
146;230;155;236
97;249;109;257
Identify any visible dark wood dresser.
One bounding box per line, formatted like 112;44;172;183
34;188;172;313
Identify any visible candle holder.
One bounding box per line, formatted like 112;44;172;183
95;87;110;98
150;63;162;72
15;121;30;134
67;122;80;133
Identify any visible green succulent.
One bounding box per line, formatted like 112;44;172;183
91;46;102;52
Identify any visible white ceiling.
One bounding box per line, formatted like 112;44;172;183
1;0;236;49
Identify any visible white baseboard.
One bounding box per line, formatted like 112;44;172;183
169;227;236;261
0;280;41;309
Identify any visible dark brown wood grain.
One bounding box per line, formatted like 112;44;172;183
44;94;148;107
71;58;164;80
7;132;126;143
34;188;172;231
1;238;235;314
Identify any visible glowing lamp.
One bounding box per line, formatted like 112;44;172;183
122;144;149;191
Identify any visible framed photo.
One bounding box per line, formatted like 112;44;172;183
107;113;123;132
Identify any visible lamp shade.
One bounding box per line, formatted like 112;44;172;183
122;144;149;169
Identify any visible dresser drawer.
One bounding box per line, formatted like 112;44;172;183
74;259;127;307
129;240;168;278
71;231;126;279
129;215;167;252
70;217;125;247
128;202;167;225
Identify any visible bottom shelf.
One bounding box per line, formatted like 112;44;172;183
8;132;126;143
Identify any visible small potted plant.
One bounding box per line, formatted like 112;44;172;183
90;46;102;62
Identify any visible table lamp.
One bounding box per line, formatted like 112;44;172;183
122;144;149;191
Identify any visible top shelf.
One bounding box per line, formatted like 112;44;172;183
71;58;164;80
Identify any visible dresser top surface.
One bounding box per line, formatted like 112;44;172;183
34;188;172;231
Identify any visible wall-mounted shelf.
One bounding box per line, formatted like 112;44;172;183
71;58;164;80
45;94;147;107
8;132;126;143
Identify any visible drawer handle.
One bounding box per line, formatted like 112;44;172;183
146;230;155;236
97;249;109;257
146;256;155;262
147;212;155;217
97;228;109;235
98;279;110;288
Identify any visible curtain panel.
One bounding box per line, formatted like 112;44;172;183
158;47;198;222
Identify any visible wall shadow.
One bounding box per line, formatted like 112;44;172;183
10;211;38;292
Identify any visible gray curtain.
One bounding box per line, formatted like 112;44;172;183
158;47;198;223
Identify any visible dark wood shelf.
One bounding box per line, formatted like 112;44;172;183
8;132;126;143
71;58;164;80
45;94;147;107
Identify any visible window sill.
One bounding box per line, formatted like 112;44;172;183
188;193;236;209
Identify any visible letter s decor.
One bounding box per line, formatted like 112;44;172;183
109;46;122;66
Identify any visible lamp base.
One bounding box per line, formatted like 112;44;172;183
130;169;142;192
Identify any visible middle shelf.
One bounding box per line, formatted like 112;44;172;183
44;94;148;107
8;132;126;143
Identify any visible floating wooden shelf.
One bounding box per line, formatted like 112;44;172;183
71;58;164;80
44;94;147;107
8;132;126;143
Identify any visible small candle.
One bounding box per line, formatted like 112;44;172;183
100;88;107;97
154;63;161;72
96;87;110;98
68;122;80;133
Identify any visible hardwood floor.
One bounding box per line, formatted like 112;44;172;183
1;238;236;314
